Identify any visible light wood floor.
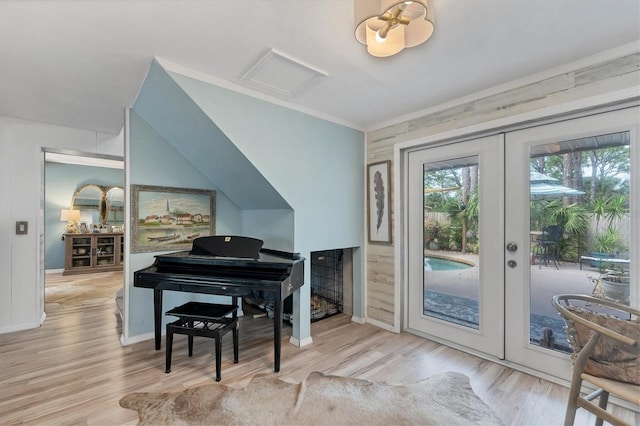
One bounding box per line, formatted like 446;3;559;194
0;272;636;425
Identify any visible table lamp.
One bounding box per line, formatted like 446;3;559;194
60;209;81;234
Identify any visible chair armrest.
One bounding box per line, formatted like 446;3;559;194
552;294;639;348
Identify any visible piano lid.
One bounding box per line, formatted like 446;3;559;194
151;235;303;277
189;235;263;259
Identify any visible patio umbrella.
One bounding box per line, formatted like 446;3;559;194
530;171;585;199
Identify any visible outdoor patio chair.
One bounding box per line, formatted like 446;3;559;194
533;225;563;269
552;294;639;426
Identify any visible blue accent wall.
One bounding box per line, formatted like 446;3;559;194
171;73;365;254
44;162;123;270
126;61;365;342
127;110;244;337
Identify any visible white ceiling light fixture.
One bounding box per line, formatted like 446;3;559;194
354;0;434;58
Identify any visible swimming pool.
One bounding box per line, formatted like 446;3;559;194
424;256;474;271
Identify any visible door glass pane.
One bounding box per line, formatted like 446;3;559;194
529;131;631;352
423;156;480;329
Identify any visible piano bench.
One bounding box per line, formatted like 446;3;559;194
165;301;239;382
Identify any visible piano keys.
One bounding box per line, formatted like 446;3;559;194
134;235;305;372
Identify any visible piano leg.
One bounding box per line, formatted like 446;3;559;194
274;299;282;372
154;289;163;350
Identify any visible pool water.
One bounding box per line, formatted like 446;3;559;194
424;256;473;271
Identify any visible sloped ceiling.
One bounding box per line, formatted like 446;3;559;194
132;61;290;210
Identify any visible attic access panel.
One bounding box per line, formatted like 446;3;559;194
241;49;328;98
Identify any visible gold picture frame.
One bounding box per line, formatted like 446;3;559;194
131;185;216;253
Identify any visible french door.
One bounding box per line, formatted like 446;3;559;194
504;107;638;377
407;134;505;358
406;106;638;379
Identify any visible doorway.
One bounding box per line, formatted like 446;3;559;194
404;106;637;380
43;151;125;313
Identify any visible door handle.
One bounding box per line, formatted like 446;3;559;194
506;242;518;252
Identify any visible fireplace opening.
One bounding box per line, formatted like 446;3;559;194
246;248;352;323
309;249;343;321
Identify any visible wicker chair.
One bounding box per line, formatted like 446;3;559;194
552;294;640;426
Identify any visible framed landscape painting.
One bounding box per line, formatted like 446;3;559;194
367;160;392;244
131;185;216;253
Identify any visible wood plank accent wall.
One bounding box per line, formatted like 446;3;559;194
365;52;640;328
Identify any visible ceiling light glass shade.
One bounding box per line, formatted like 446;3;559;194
354;0;434;57
365;20;405;57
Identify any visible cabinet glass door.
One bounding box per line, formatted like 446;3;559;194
71;237;92;268
96;236;116;267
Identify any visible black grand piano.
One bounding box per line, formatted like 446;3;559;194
134;235;305;372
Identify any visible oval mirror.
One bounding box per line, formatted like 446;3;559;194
71;184;106;224
105;186;124;224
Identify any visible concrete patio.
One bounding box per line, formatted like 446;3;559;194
422;250;620;352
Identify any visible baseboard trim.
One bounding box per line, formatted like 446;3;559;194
289;335;313;347
350;315;366;324
366;317;397;332
0;321;41;335
121;331;156;346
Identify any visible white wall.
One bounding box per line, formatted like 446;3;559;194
0;116;123;334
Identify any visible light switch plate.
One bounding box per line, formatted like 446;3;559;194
16;221;28;235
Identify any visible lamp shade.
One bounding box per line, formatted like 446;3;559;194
60;209;80;222
354;0;434;57
365;18;405;57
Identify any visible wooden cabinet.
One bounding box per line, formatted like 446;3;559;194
63;233;124;275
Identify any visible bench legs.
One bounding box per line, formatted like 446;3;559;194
215;334;222;381
165;326;174;373
233;323;239;363
165;319;238;382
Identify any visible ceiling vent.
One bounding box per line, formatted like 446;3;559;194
241;49;328;98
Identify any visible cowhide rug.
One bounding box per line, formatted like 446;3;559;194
120;371;504;425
